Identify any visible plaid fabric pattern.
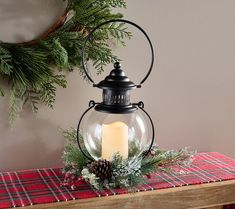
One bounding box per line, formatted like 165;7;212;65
0;152;234;209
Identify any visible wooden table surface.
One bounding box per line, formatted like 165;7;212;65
26;179;235;209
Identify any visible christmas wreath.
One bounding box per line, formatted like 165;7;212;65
0;0;130;124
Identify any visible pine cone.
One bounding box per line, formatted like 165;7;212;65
89;159;112;180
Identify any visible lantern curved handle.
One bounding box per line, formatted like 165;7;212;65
82;19;155;87
136;101;155;157
77;100;96;161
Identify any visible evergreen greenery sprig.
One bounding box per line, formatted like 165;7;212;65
0;0;129;125
62;128;195;191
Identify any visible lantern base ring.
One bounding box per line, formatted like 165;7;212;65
94;103;137;114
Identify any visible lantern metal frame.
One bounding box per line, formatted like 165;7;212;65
77;19;155;161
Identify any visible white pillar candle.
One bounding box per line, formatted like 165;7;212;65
101;121;128;161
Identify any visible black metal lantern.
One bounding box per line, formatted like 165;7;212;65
77;19;155;161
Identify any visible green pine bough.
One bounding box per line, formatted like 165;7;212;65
0;0;130;125
62;128;195;191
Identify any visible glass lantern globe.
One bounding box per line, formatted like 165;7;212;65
79;108;153;161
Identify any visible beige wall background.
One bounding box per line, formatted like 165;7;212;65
0;0;234;171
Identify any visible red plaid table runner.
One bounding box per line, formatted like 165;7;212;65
0;152;235;209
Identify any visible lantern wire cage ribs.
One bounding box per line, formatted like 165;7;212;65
77;19;155;162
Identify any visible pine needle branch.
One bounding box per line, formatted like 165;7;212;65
0;46;13;75
9;87;23;126
0;87;4;96
0;0;129;123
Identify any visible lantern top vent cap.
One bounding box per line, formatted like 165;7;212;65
95;62;136;90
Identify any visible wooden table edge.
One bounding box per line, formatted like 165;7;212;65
25;179;235;209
